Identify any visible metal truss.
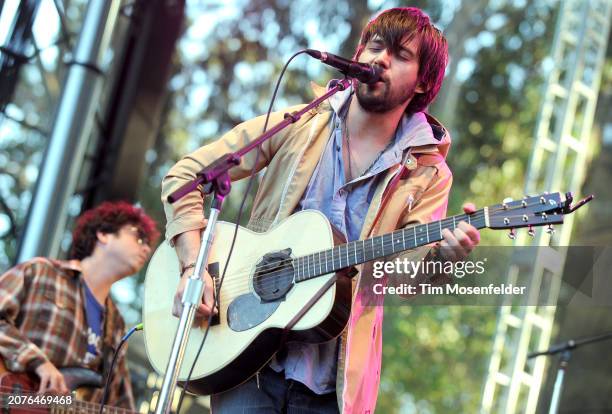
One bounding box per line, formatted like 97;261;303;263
480;0;611;412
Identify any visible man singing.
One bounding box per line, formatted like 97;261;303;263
162;7;480;413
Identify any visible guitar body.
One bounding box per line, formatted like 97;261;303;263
143;210;352;395
0;358;133;413
0;362;39;414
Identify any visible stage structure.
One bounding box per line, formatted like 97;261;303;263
17;0;122;261
480;0;611;413
12;0;184;262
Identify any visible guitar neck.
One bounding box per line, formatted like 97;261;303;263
68;399;134;413
0;391;135;414
293;208;488;282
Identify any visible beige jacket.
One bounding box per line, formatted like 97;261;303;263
161;85;452;413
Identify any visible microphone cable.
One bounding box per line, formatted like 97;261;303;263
99;323;144;414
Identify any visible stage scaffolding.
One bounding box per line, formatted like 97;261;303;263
480;0;611;413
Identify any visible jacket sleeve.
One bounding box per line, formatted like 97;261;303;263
161;104;310;244
0;262;50;372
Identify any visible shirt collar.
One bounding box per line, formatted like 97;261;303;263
49;258;83;276
326;81;441;150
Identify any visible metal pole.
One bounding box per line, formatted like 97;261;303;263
17;0;121;261
548;351;570;414
155;199;223;414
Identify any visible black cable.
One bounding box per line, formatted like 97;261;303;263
98;323;143;414
175;49;308;413
0;193;18;241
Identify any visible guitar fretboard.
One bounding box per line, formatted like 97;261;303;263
292;209;487;281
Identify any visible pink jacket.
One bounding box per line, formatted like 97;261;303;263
161;85;452;413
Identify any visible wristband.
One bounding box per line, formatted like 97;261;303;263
181;262;196;275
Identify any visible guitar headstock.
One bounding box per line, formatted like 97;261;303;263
486;192;593;237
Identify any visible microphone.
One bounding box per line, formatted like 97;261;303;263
305;49;382;84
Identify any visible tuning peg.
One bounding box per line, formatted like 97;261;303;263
508;228;516;239
502;197;513;210
528;226;535;237
546;224;555;234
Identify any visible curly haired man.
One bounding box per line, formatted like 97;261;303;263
0;201;158;410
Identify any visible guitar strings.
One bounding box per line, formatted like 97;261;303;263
212;211;488;295
218;234;493;302
223;200;550;289
179;196;553;298
209;211;491;300
213;210;486;288
202;211;484;293
212;204;547;300
201;200;549;300
0;386;132;413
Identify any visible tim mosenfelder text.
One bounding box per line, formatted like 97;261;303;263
371;257;527;297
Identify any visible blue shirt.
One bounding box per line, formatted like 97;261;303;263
269;84;441;394
83;282;104;365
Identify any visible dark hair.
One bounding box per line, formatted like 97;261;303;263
354;7;448;113
70;201;159;260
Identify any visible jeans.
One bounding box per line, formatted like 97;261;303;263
211;367;339;413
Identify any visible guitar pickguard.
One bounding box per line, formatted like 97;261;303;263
226;293;281;332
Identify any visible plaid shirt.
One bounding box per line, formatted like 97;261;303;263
0;257;135;410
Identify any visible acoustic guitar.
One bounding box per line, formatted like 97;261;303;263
142;192;589;395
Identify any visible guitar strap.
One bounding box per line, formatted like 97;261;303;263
366;149;411;238
282;275;337;334
277;275;338;365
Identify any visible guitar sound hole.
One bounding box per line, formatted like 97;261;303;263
253;248;295;302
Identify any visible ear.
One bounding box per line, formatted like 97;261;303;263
96;231;110;244
415;81;428;94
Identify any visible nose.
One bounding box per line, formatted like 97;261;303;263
141;243;152;257
373;48;391;69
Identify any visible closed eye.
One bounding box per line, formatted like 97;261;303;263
399;47;417;61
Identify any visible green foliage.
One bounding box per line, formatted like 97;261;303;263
447;2;558;216
378;305;498;413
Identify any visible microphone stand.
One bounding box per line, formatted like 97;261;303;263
527;331;612;414
154;78;352;414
